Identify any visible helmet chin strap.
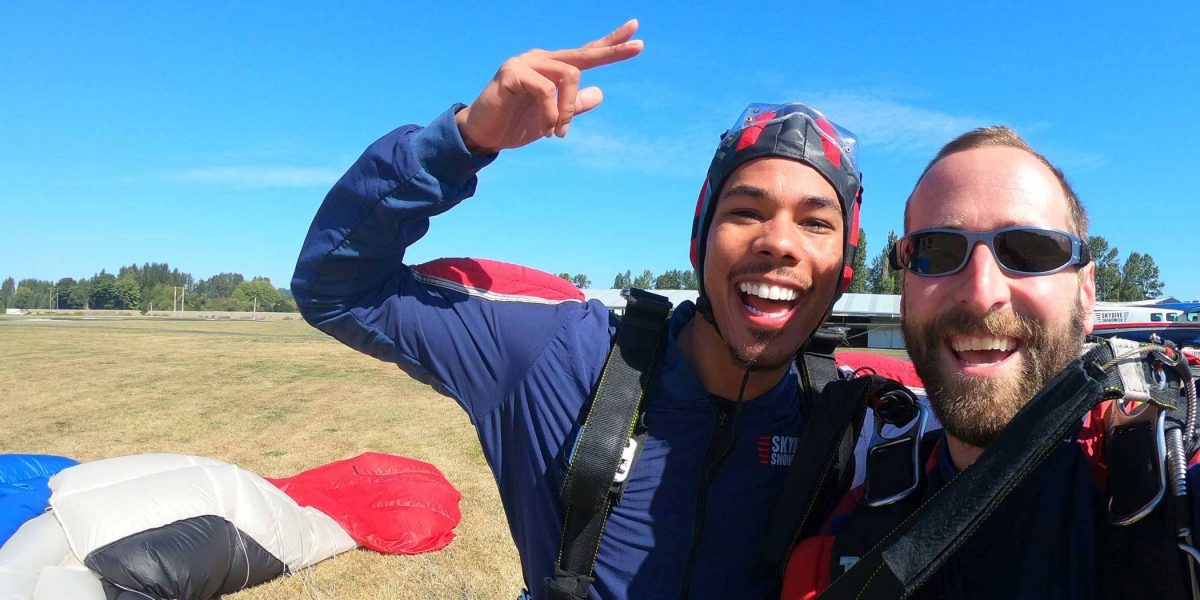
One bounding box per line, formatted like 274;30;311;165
696;293;720;333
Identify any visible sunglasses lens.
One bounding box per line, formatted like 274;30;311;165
994;229;1074;273
907;231;969;275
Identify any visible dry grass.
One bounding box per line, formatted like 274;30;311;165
0;316;523;599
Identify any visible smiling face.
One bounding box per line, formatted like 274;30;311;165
901;145;1096;447
702;157;844;372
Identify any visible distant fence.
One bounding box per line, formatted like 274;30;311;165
12;309;303;321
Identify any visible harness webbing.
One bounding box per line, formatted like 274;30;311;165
546;289;671;600
818;343;1123;600
760;356;869;575
545;301;852;599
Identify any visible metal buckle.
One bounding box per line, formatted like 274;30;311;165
612;437;638;484
864;390;928;508
1177;541;1200;599
1107;399;1167;526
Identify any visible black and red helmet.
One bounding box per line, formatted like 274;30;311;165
689;103;863;309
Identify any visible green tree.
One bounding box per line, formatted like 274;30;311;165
54;278;80;309
653;268;698;290
276;287;297;312
11;286;34;309
142;283;177;313
1;277;14;309
868;230;901;294
69;279;92;309
612;270;633;289
90;272;120;309
193;273;245;309
632;269;655;289
114;274;142;309
1088;236;1121;302
124;262;192;310
571;274;591;289
848;228;870;293
1117;252;1164;301
653;269;685;289
13;279;54;309
232;277;284;311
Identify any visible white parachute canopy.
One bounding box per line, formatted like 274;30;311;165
0;453;356;600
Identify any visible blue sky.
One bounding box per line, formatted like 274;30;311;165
2;2;1197;299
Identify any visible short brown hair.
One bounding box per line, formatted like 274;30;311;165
906;126;1088;239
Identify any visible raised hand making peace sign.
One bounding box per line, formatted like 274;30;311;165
454;20;643;155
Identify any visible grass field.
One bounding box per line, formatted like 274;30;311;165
0;316;523;599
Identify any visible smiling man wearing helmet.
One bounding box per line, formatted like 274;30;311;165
292;21;864;600
686;104;862;402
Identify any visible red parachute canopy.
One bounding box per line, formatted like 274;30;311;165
269;452;462;554
835;350;925;390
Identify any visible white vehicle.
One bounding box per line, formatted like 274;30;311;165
1092;301;1200;346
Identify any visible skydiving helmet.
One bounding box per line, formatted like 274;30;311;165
689;102;863;320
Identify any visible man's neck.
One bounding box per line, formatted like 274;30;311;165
677;317;790;401
945;434;985;471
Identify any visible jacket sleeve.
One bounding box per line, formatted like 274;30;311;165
291;105;583;422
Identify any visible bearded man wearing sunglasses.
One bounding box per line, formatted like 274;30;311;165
898;128;1095;473
783;127;1200;599
292;20;870;600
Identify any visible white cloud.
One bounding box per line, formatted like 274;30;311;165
167;166;343;189
793;91;991;158
562;128;705;176
550;93;994;174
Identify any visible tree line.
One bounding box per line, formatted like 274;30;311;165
560;231;1166;302
1;262;297;313
6;237;1163;312
556;269;700;291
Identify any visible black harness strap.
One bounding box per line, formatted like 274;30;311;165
798;329;844;413
818;344;1122;600
760;329;868;575
545;289;671;600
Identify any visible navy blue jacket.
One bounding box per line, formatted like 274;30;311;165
292;107;817;599
784;402;1200;599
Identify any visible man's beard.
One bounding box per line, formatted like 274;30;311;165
726;328;794;373
902;301;1086;448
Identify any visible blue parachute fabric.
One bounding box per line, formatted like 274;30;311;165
0;454;79;546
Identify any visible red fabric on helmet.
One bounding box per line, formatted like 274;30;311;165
734;110;778;151
814;116;843;169
269;453;462;554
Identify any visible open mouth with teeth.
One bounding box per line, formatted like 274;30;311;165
947;334;1020;369
737;281;800;322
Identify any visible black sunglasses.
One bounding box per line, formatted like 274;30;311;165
888;226;1091;277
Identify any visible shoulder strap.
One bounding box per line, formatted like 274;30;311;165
797;328;844;412
545;289;672;600
818;343;1121;600
828;432;939;584
760;329;868;574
